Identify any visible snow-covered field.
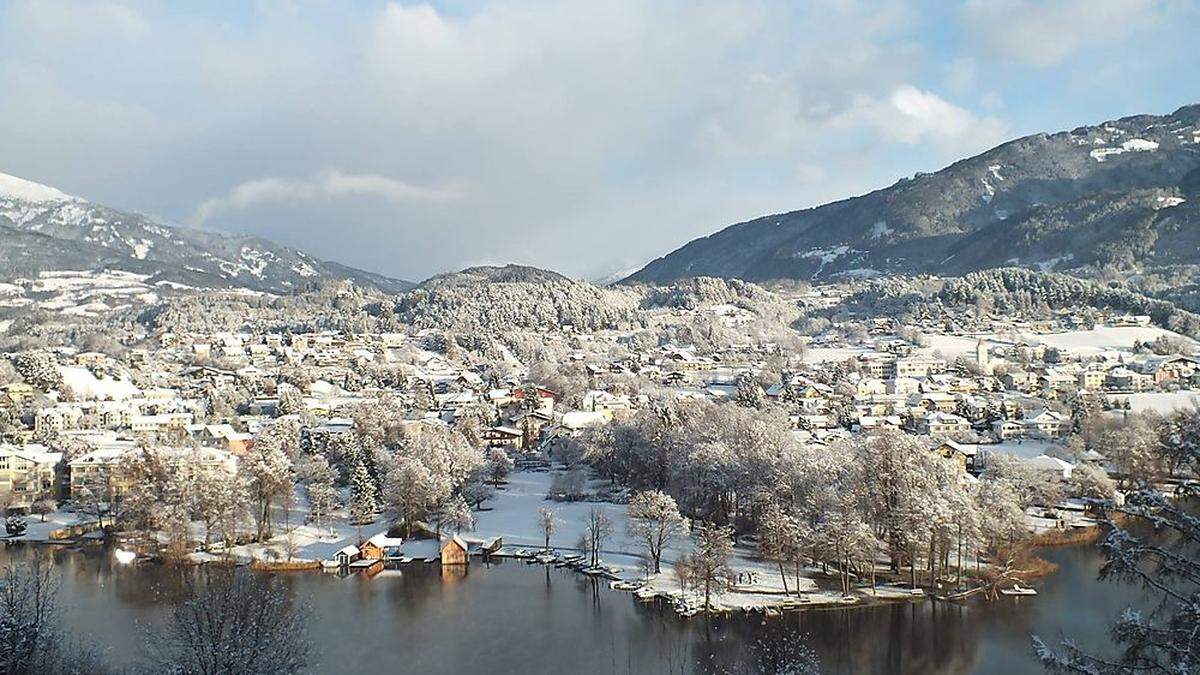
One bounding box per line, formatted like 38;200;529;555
59;366;139;401
1013;326;1195;356
1108;391;1200;414
919;334;980;359
803;346;873;363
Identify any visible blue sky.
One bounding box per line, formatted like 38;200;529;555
1;0;1197;281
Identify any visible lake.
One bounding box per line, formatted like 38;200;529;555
0;543;1153;674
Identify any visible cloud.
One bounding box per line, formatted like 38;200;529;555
5;0;147;42
0;1;1190;280
829;85;1009;156
961;0;1174;67
191;170;463;225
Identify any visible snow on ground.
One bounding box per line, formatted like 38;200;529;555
803;346;872;363
1108;391;1200;414
59;366;140;401
470;471;820;602
919;334;980;360
1014;326;1195;356
979;439;1066;461
2;510;90;542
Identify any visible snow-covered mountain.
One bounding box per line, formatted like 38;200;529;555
626;104;1200;284
0;172;413;294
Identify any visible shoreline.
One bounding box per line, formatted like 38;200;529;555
3;531;1066;618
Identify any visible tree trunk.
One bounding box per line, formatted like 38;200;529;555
778;562;789;595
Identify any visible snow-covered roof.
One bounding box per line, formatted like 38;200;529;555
366;533;404;548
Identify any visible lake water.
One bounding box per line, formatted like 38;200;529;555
0;544;1154;674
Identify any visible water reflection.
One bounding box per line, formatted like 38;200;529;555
0;543;1155;675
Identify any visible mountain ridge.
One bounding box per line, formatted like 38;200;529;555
625;104;1200;284
0;172;414;294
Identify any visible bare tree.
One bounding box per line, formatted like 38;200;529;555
537;506;558;551
686;522;734;612
1;554;105;675
579;507;613;567
143;569;310;675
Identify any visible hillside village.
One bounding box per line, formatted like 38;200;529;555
2;267;1198;613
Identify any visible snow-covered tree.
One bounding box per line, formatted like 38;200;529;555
1036;406;1200;673
685;522;734;611
9;352;63;392
241;425;296;541
429;494;474;538
276;385;306;416
1068;463;1117;500
348;460;379;526
485;447;514;486
537;507;559;551
626;490;686;574
757;502;806;596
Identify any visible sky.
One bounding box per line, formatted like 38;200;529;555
1;0;1198;282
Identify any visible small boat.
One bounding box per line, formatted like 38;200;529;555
610;580;645;591
513;549;533;559
634;587;659;601
1000;584;1038;596
838;594;859;604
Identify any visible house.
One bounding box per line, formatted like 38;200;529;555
0;445;63;510
895;356;945;378
1077;368;1107;391
1026;454;1074;480
440;535;469;566
1023;409;1069;439
360;533;404;561
992;419;1025;440
917;411;970;436
1140;356;1199;387
334;545;361;566
481;426;523;451
1;383;35;405
933;440;978;473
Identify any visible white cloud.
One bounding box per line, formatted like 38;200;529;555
191;170;463;225
835;85;1009;154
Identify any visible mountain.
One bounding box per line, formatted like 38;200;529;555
626;104;1200;284
0;172;413;294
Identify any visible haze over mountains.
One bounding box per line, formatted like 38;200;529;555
626;105;1200;285
0;172;412;294
5;104;1199;296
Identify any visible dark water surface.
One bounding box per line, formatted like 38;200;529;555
0;544;1153;674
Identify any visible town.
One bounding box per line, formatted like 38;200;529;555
2;269;1197;622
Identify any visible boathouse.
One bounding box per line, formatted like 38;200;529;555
440;535;469;566
361;533;404;561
